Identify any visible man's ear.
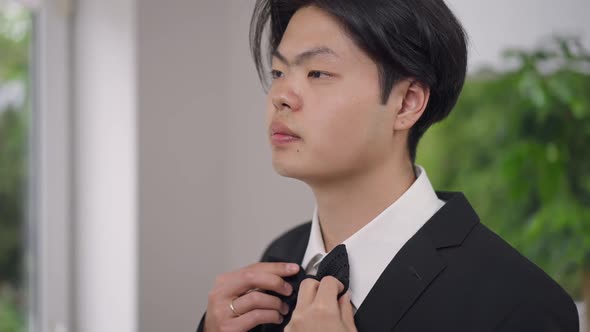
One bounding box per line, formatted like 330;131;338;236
393;79;430;131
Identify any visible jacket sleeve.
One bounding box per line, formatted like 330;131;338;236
196;312;206;332
493;295;579;332
196;311;266;332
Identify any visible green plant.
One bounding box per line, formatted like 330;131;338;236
0;295;24;332
0;1;29;289
0;4;30;331
0;108;26;288
418;36;590;307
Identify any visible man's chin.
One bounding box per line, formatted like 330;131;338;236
272;164;303;179
271;159;309;180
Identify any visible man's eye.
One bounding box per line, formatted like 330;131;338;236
270;70;283;80
308;71;330;79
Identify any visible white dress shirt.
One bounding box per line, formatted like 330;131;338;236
300;165;445;313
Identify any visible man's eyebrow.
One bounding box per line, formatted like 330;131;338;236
272;47;339;66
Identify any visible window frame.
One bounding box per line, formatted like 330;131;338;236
29;0;75;331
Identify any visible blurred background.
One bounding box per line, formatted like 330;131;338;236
0;0;588;331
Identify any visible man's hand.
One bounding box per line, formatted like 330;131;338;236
204;262;300;332
285;276;357;332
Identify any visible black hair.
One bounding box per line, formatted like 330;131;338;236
250;0;468;163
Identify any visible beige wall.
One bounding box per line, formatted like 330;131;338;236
137;1;229;331
137;0;313;331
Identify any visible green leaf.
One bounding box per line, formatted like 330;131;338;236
420;35;590;298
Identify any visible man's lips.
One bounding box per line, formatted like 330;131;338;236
270;121;301;145
271;134;300;145
270;121;300;138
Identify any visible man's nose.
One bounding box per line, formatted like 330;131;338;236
270;80;303;112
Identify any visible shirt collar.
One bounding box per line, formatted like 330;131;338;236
300;165;445;309
301;204;325;270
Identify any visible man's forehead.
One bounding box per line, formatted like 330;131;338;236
272;46;340;66
277;9;369;64
281;6;349;47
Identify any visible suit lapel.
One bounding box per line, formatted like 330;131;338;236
354;231;445;331
354;192;479;331
263;223;311;265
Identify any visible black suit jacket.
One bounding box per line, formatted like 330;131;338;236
198;192;579;331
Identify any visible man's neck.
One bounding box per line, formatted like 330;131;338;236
309;158;417;253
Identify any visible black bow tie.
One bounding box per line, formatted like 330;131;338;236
266;244;350;328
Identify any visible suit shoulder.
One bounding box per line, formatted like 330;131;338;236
259;221;311;261
464;222;576;308
433;221;579;329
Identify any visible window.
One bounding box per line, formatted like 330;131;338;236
1;1;73;331
0;2;33;331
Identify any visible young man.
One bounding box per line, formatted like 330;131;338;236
198;0;579;331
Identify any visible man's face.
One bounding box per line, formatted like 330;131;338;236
266;5;402;184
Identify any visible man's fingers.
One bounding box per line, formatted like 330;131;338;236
228;270;294;298
315;276;344;309
231;309;284;330
246;262;301;277
232;290;290;316
339;291;355;327
295;278;320;308
205;263;299;332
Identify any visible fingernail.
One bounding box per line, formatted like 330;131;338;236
281;302;289;315
284;282;292;295
287;263;299;272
